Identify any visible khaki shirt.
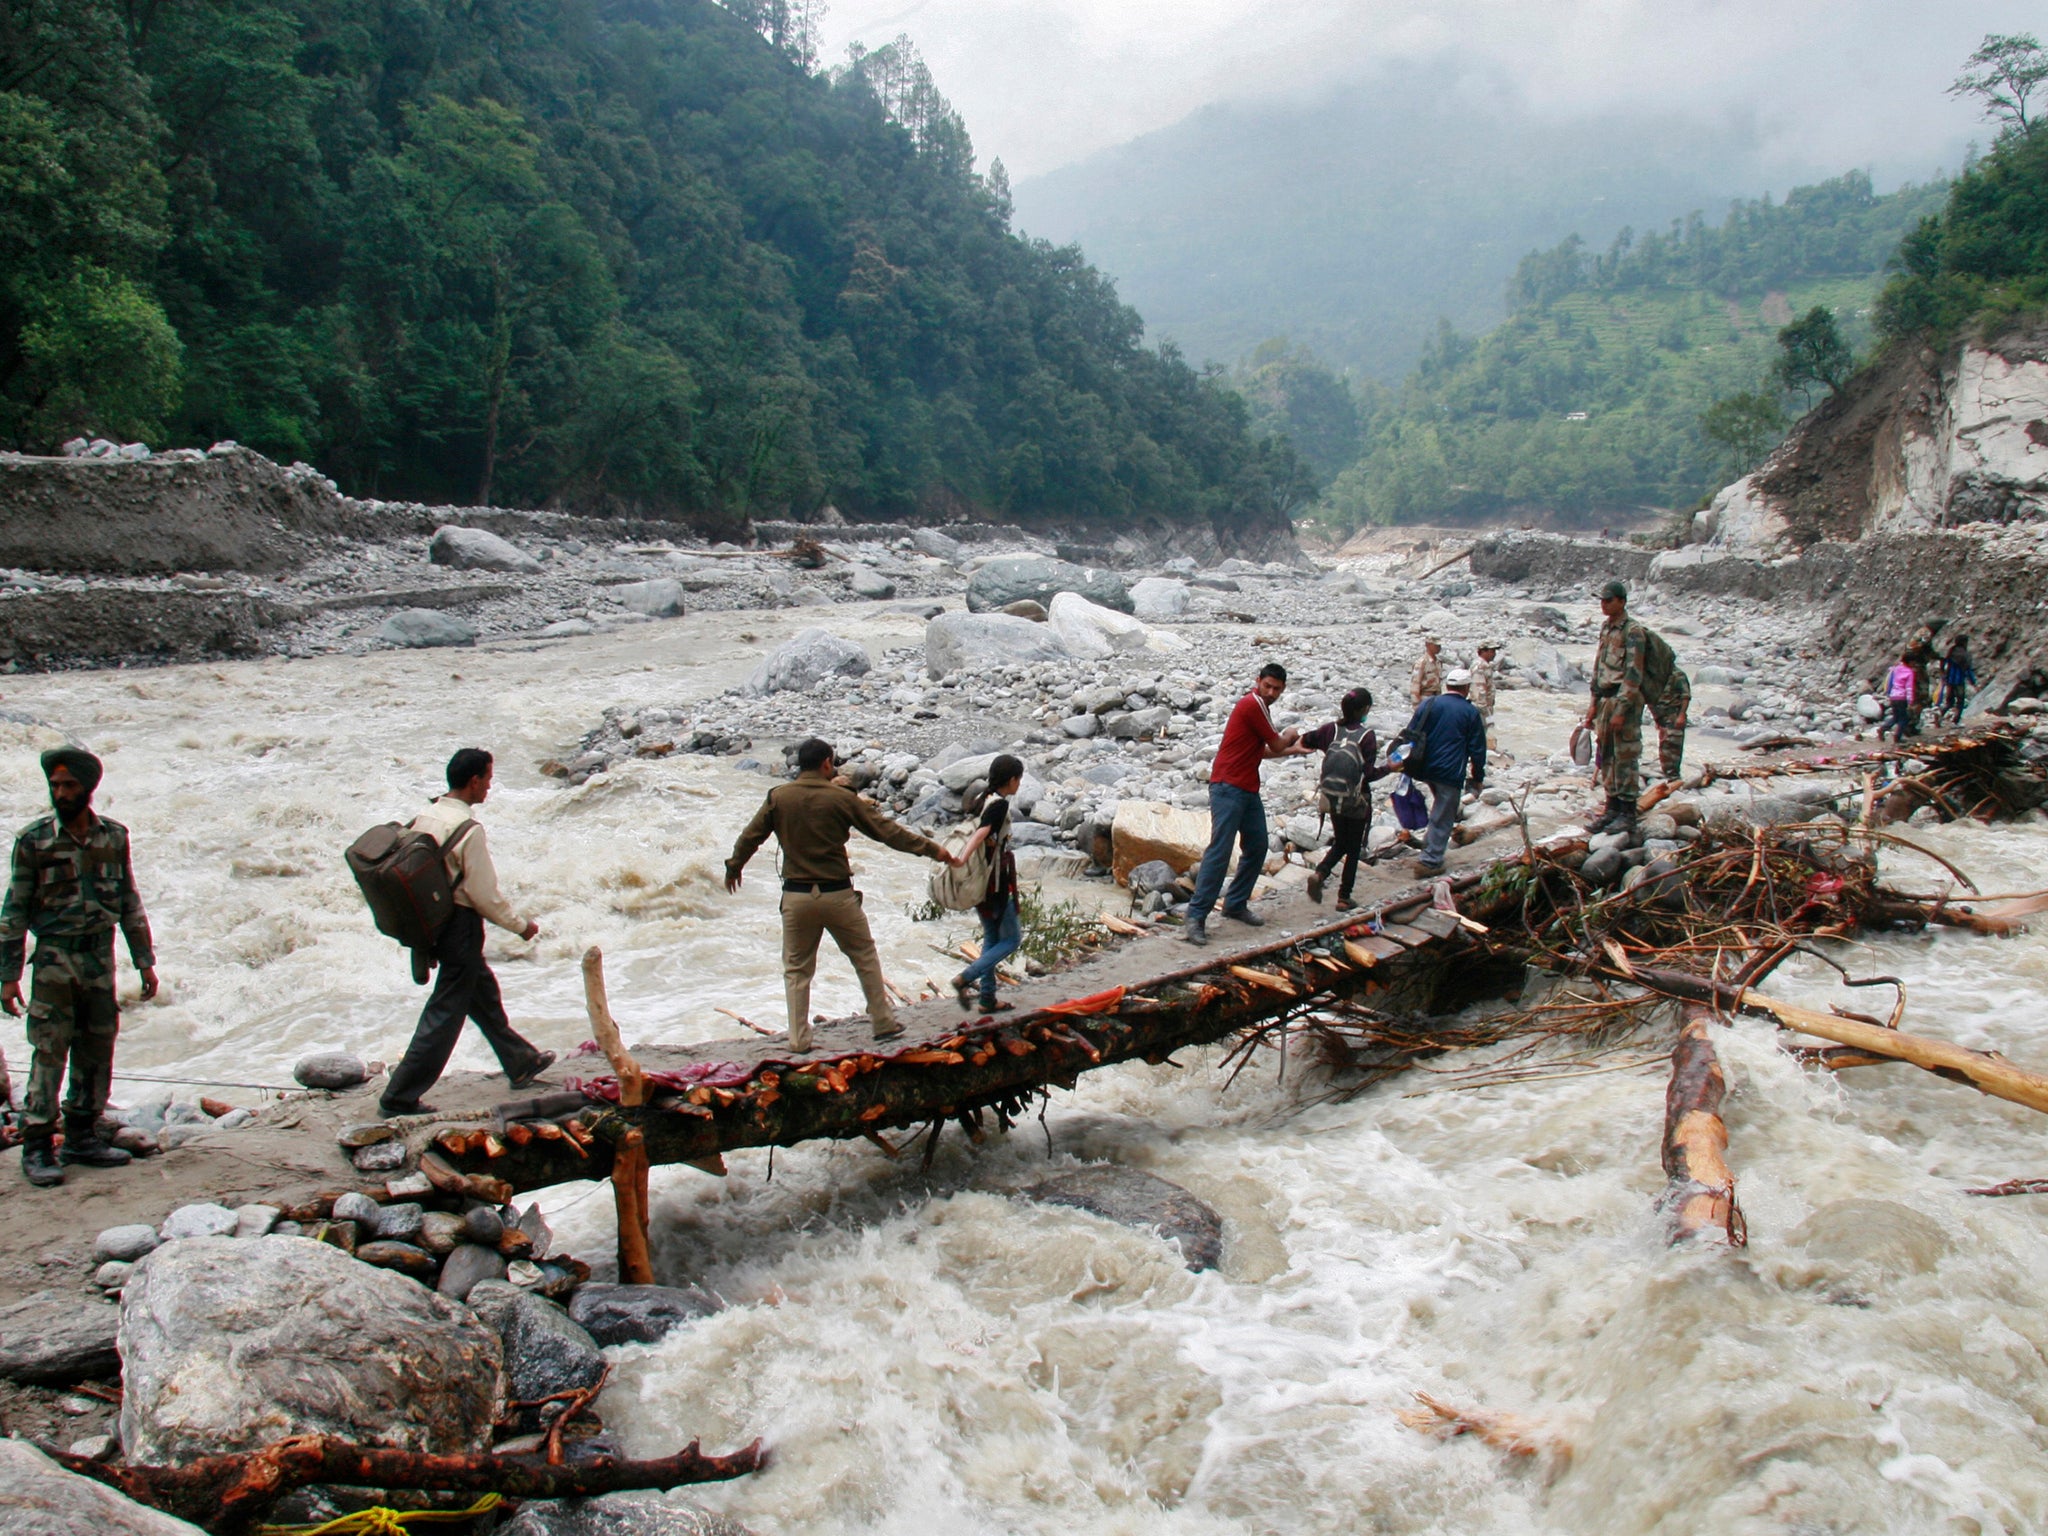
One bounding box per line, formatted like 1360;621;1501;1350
728;777;947;886
1410;651;1443;706
1470;656;1497;714
411;796;527;934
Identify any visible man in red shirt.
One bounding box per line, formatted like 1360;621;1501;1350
1185;662;1309;945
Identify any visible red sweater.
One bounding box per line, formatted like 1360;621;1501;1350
1210;692;1282;793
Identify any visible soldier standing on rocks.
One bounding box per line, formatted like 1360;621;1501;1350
0;748;157;1188
1645;643;1692;784
1584;579;1648;838
1410;637;1444;707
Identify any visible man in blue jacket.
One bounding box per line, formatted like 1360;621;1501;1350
1394;668;1487;877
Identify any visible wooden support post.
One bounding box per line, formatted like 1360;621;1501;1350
582;946;655;1285
1661;1004;1741;1245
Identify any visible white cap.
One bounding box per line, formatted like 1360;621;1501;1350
1444;668;1473;689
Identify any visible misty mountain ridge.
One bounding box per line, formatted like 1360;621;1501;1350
1015;67;1908;381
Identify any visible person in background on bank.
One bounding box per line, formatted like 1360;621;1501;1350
1410;636;1444;707
1394;670;1487;878
380;749;553;1117
1302;688;1391;910
727;737;959;1049
1470;642;1499;736
1940;634;1976;725
1185;662;1311;947
1903;625;1937;734
950;755;1023;1013
1;748;158;1187
1880;652;1919;741
1584;578;1648;838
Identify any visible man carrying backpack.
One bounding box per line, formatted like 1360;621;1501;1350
1394;670;1487;877
1302;688;1390;909
379;749;552;1118
726;737;958;1050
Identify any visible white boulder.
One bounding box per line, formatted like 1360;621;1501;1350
924;612;1069;678
746;628;871;695
428;526;542;574
1048;591;1151;660
1130;577;1190;623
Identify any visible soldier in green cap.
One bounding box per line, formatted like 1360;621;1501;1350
0;748;157;1188
1583;579;1647;836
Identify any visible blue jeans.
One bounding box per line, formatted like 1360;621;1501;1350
1419;779;1464;868
1189;782;1267;922
960;896;1021;1004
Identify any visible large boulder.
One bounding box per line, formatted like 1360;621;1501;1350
910;527;962;561
613;578;687;618
567;1282;720;1347
466;1282;604;1404
119;1235;502;1464
0;1291;121;1383
498;1495;749;1535
1129;577;1190;623
0;1439;208;1536
429;525;542;574
1047;591;1151;660
378;609;475;648
1110;799;1212;886
924;612;1069;678
846;564;895;599
745;628;871;695
1025;1166;1223;1271
966;555;1130;615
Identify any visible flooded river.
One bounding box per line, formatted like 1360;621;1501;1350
3;608;2045;1535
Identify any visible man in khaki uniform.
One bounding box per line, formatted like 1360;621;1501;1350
1470;643;1499;720
1410;637;1444;706
1;748;158;1187
726;738;959;1050
379;748;553;1117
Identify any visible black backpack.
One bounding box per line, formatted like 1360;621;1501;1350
1319;724;1372;816
346;819;476;967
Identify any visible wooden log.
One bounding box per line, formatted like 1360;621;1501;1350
55;1432;765;1534
1617;963;2048;1116
1661;1004;1741;1245
583;947;654;1284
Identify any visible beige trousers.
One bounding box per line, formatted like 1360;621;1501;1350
779;887;895;1050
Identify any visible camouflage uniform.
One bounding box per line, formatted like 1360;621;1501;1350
1410;651;1444;706
1590;615;1648;799
1469;656;1498;720
1649;666;1691;782
0;814;154;1136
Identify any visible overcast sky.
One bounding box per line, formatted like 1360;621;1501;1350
820;0;2037;182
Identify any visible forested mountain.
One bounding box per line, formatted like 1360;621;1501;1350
0;0;1309;538
1299;171;1949;528
1015;70;1812;384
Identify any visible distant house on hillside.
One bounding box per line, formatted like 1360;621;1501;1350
1563;411;1590;422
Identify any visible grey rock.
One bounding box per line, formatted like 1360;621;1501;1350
355;1241;439;1280
540;619;597;638
1000;599;1048;620
352;1140;409;1173
463;1206;506;1245
1060;714;1099;739
1580;847;1627;886
516;1203;553;1260
847;564;895;598
745;627;871;695
1107;705;1171;740
1129;577;1189;622
0;1291;121;1382
966;555;1131;614
430;525;542;574
1126;859;1180;894
924;612;1070;677
910;527;962;561
96;1261;135;1292
331;1191;383;1226
121;1236;501;1462
66;1433;117;1461
497;1493;751;1536
379;609;475;649
567;1282;721;1347
437;1242;507;1301
467;1282;605;1402
160;1202;240;1241
1189;573;1239;591
96;1224;161;1263
233;1204;280;1239
419;1211;466;1256
0;1439;209;1535
614;578;687;618
370;1202;425;1243
293;1052;371;1090
1026;1166;1223;1271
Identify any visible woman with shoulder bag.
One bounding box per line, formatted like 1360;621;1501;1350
1300;688;1390;910
950;755;1024;1013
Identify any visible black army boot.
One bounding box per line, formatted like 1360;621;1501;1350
21;1136;64;1187
59;1117;132;1168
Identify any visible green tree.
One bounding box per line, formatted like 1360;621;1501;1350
1700;389;1787;472
1949;33;2048;137
1773;306;1852;403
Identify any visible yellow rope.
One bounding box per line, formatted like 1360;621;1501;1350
255;1492;503;1535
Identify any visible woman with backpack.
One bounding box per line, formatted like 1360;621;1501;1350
1302;688;1391;909
950;755;1024;1013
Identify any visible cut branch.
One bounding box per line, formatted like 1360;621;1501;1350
583;946;654;1284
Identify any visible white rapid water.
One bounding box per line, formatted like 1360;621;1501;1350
4;616;2047;1535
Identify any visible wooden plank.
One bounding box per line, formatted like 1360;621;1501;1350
1406;909;1461;939
1346;934;1406;962
1379;922;1437;948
